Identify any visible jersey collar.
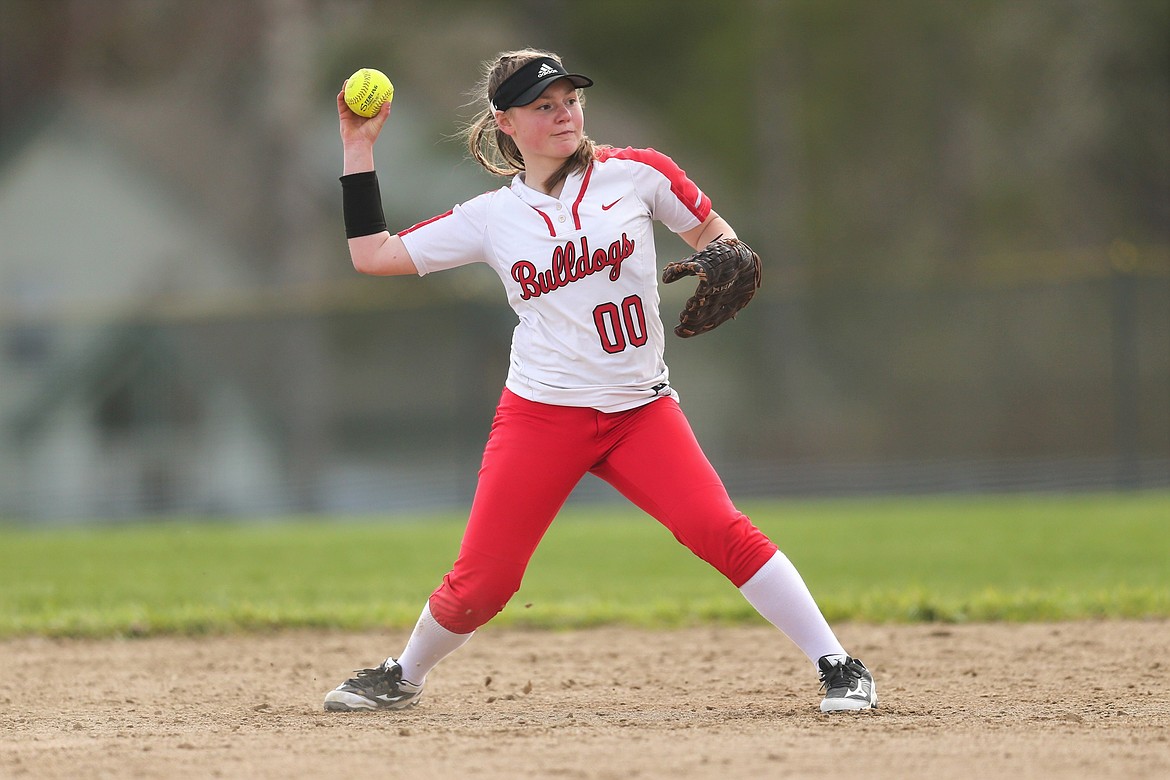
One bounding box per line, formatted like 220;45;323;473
509;165;594;237
510;166;588;205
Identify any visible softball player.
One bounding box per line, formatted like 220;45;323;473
325;49;876;714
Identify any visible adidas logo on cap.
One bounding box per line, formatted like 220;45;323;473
537;63;559;78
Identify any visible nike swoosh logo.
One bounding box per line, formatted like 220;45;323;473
601;198;623;211
375;692;413;703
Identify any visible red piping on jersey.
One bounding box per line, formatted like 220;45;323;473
570;163;593;230
398;209;453;237
530;206;555;237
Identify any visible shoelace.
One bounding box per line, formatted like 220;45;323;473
820;660;863;692
347;662;401;691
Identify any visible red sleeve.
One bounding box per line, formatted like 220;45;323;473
597;146;712;222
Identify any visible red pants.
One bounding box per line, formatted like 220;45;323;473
428;389;778;633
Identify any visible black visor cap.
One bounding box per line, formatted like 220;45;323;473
490;57;593;111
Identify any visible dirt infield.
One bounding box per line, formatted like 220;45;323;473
2;620;1167;779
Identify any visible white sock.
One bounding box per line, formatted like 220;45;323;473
738;550;848;669
395;602;474;685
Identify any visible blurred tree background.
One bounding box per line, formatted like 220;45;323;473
0;0;1167;521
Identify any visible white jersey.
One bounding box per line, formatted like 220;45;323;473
400;147;712;413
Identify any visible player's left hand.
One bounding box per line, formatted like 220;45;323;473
662;237;762;337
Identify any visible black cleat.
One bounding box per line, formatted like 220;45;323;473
818;656;878;712
324;658;424;712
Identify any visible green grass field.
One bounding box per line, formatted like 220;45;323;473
1;492;1166;638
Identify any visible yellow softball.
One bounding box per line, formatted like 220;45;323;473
344;68;394;118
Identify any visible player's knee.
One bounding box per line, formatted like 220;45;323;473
684;511;778;587
428;572;522;634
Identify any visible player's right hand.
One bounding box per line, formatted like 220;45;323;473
337;82;390;148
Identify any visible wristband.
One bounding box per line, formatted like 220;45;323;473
340;171;388;238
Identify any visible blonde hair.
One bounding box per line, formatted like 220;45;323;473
462;49;600;193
